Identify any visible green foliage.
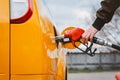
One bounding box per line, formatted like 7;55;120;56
68;67;120;73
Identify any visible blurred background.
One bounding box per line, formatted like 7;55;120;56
44;0;120;80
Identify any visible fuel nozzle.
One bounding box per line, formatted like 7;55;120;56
55;35;72;43
55;35;64;40
55;27;120;57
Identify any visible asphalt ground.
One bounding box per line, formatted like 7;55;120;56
68;71;120;80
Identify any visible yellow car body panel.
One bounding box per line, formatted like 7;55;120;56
0;0;9;80
0;0;66;80
55;44;66;80
11;1;57;75
11;75;55;80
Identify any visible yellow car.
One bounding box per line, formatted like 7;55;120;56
0;0;67;80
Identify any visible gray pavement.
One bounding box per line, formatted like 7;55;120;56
68;71;120;80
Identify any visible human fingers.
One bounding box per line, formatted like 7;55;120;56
84;33;90;44
82;31;89;44
89;33;94;42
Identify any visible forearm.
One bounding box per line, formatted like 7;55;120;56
93;0;120;30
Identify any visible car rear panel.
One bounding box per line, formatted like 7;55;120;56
0;0;10;80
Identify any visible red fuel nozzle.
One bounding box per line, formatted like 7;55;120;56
64;27;84;44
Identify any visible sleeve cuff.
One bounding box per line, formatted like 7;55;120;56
92;18;106;30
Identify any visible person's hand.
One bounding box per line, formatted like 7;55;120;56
82;26;99;44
